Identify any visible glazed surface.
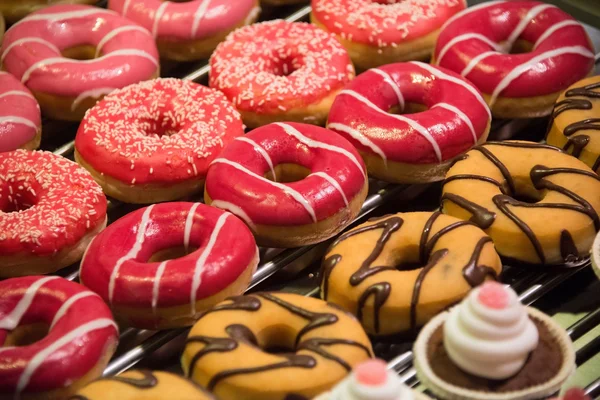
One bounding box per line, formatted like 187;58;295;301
0;150;107;257
209;20;354;115
328;62;490;165
1;5;158;97
0;72;40;152
205;122;367;226
75;78;244;185
434;1;594;101
0;276;118;395
80;202;258;323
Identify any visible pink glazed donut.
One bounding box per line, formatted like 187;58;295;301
109;0;260;61
205;122;369;248
433;0;595;118
0;276;118;399
0;72;41;152
80;202;259;329
1;4;159;121
327;62;491;184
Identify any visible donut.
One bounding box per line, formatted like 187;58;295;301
0;150;107;277
546;76;600;172
75;78;244;204
80;202;259;329
442;141;600;265
1;4;159;121
311;0;466;70
0;71;41;152
71;370;216;400
182;292;373;400
433;1;595;119
205;122;368;248
321;212;501;336
0;0;96;23
209;20;354;128
0;276;118;399
327;61;491;184
108;0;260;61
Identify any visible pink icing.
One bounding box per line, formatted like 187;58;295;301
312;0;466;46
209;20;354;115
0;150;107;257
0;276;118;394
477;281;509;309
80;202;258;328
205;122;367;226
109;0;258;41
1;4;158;97
0;72;40;152
327;62;490;165
75;78;244;186
434;1;594;99
355;359;388;386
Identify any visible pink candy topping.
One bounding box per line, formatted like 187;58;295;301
355;359;388;386
477;281;509;309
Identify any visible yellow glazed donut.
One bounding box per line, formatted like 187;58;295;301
320;212;502;336
442;141;600;265
70;370;215;400
182;292;373;400
547;76;600;172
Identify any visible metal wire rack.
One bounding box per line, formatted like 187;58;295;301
35;1;600;398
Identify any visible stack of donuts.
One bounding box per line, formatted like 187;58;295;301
0;0;599;399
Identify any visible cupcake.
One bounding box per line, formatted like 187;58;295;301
414;281;576;400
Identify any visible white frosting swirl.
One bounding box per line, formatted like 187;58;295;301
443;285;539;380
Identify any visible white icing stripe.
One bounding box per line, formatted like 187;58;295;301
15;318;117;396
184;203;201;251
152;2;169;38
122;0;132;16
0;91;35;101
275;122;366;178
236;136;276;181
211;158;317;222
152;261;168;320
437;33;504;65
0;277;59;330
339;90;443;162
507;4;555;46
1;37;60;62
96;25;150;56
0;117;39;131
50;292;96;329
71;88;115;111
21;50;158;83
460;51;497;77
311;172;349;206
209;200;257;231
190;213;229;315
439;0;506;32
327;122;387;167
489;46;595;106
411;61;491;119
370;68;405;110
434;103;478;144
108;205;155;304
11;8;116;30
191;0;212;37
533;20;583;49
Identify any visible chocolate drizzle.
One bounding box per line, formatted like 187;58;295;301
560;230;580;264
473;145;516;195
444;174;508;193
103;370;158;389
462;237;498;286
563;135;590;158
356;282;391;333
321;254;341;299
296;338;372;371
410;249;449;330
441;193;496;229
564;119;600;136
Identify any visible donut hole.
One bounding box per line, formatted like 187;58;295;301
61;45;97;60
511;178;543;204
388;102;429;115
265;164;311;183
256;324;298;355
149;246;199;262
3;323;49;347
371;0;404;4
0;185;37;213
139;115;181;137
272;56;302;77
508;39;534;55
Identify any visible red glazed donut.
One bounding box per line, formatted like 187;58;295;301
311;0;466;70
108;0;260;61
209;20;354;128
327;62;491;184
205;122;368;248
80;202;259;329
0;72;41;152
1;4;159;121
75;78;244;204
0;150;107;278
0;276;118;399
433;0;595;119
